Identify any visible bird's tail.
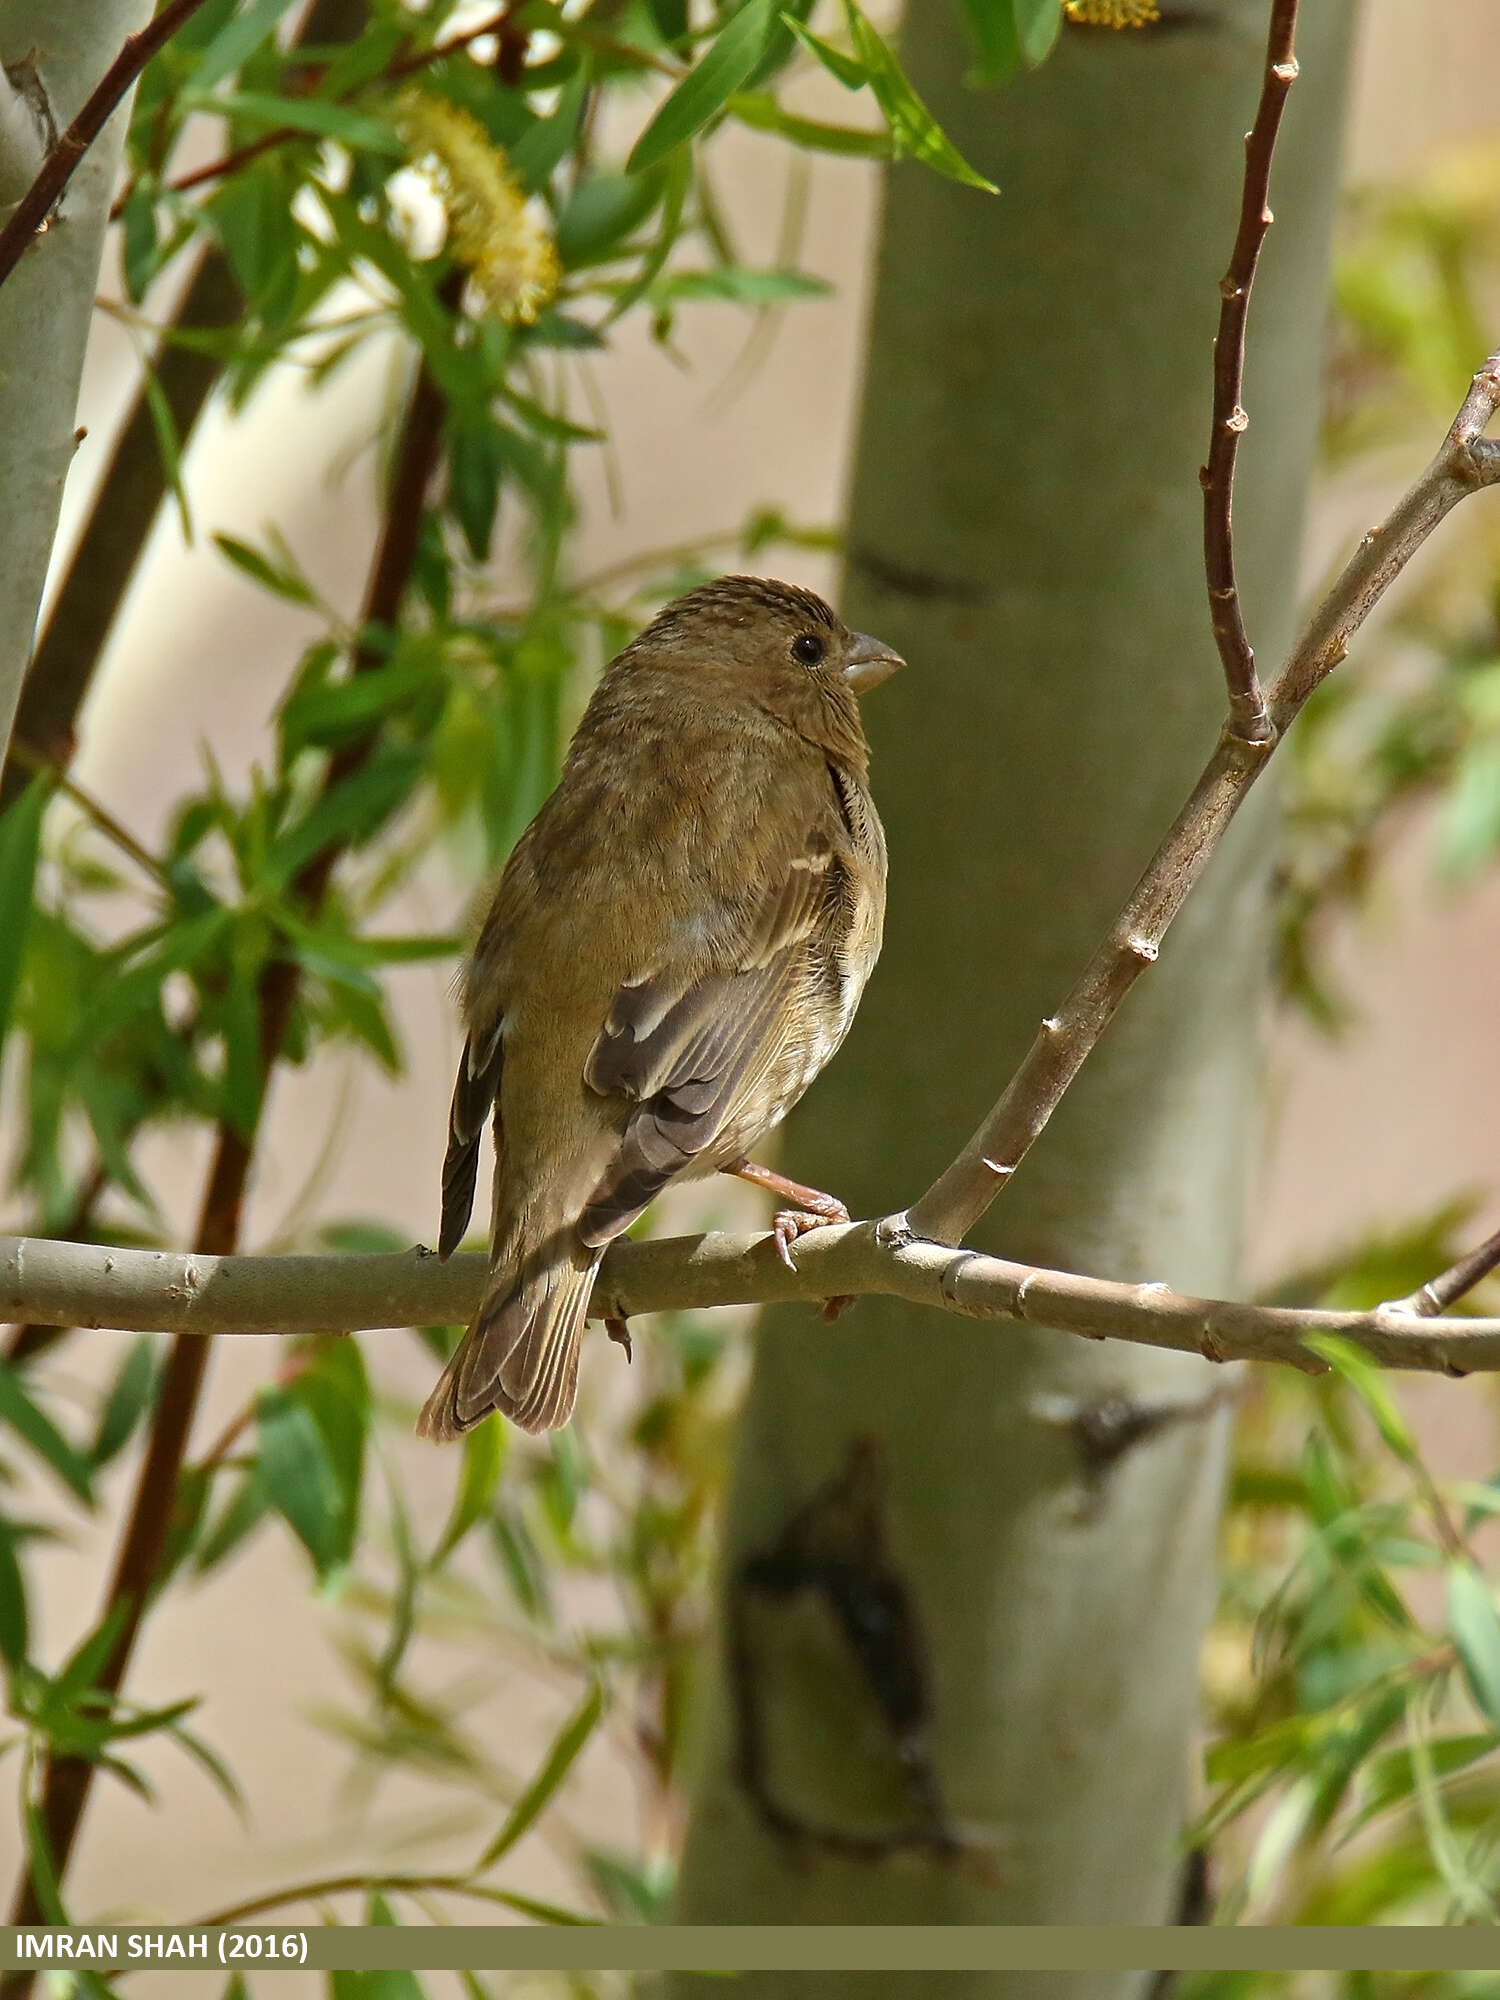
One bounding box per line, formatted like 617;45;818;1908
417;1236;604;1439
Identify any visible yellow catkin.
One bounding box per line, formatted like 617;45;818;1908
1063;0;1160;26
395;89;561;325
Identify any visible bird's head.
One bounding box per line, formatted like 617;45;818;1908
626;574;904;759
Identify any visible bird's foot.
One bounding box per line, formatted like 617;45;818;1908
771;1198;852;1270
605;1316;633;1364
726;1159;853;1313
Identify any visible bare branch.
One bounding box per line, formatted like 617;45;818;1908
0;0;215;295
1199;0;1299;745
907;345;1500;1249
1387;1223;1500;1321
7;1225;1500;1381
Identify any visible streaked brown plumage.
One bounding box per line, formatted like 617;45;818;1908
418;575;902;1439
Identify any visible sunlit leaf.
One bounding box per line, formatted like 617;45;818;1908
1303;1334;1419;1466
839;0;998;192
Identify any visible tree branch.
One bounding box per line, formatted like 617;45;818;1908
1199;0;1299;745
905;346;1500;1249
0;0;217;296
7;1224;1500;1380
1388;1223;1500;1321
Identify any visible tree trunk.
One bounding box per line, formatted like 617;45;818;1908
673;2;1355;1988
0;0;154;770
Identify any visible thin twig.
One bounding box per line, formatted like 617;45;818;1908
6;734;167;885
906;349;1500;1249
1388;1223;1500;1320
0;0;217;295
1199;0;1300;745
112;7;512;218
11;1223;1500;1381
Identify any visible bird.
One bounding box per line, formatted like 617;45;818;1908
418;574;903;1439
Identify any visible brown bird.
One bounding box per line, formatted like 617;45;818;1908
418;575;902;1439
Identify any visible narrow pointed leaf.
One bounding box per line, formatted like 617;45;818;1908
627;0;778;173
477;1681;604;1870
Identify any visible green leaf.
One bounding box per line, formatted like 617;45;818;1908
662;265;831;305
188;90;403;156
557;172;666;267
121;185;159;304
194;1469;270;1574
605;149;691;323
0;778;47;1071
449;423;507;562
1351;1732;1497;1834
1302;1334;1419;1465
510;63;590;192
23;1804;68;1922
648;0;690;47
270;744;426;882
1450;1563;1500;1728
956;0;1022;84
729;91;892;157
627;0;778;173
781;14;867;87
279;658;441;758
191;0;301;94
92;1337;158;1467
433;1418;508;1565
1439;737;1500;877
840;0;998;192
0;1530;29;1667
0;1365;94;1506
292;1340;368;1570
476;1680;604;1870
142;357;195;541
213;531;317;606
258;1386;345;1577
1013;0;1063;65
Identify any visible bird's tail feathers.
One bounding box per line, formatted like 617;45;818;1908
417;1235;603;1439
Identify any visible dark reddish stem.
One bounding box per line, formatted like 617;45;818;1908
3;306;453;1953
1198;0;1300;746
0;0;218;294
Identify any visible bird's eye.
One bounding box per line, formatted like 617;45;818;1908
792;632;825;666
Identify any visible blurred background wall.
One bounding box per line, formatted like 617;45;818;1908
2;0;1497;1946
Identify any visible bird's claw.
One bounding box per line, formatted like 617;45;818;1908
771;1197;853;1340
605;1316;633;1363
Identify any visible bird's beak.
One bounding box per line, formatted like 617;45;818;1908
844;632;905;695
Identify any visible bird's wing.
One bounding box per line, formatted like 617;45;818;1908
576;827;839;1249
438;1020;505;1259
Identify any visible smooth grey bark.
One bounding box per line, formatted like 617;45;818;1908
0;0;154;772
673;3;1355;1988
